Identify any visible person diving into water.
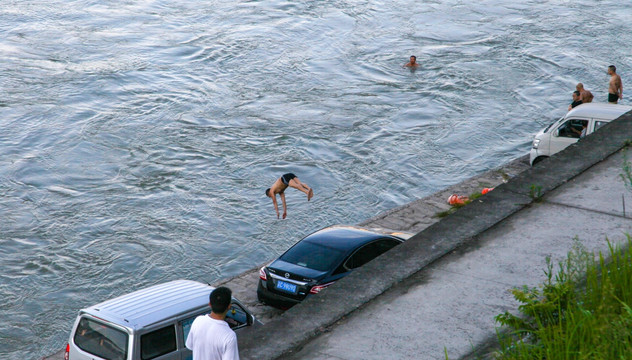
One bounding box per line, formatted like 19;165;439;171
265;173;313;219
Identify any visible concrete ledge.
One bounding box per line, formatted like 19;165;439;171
239;112;632;359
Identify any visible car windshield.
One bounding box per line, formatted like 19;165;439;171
280;241;346;272
544;117;563;133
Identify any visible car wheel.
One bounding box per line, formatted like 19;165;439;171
532;156;548;166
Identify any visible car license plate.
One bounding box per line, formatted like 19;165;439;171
275;280;297;294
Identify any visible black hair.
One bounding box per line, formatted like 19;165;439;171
209;286;232;314
410;55;416;60
609;65;616;72
573;90;580;96
265;188;271;197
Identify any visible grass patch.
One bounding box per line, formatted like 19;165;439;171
493;236;632;359
436;209;456;218
528;184;543;202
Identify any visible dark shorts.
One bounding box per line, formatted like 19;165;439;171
608;93;618;103
281;173;296;185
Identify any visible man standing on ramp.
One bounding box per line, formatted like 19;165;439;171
607;65;623;104
266;173;313;219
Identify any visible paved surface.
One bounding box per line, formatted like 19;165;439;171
238;110;632;359
285;151;632;360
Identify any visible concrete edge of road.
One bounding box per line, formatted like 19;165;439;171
238;110;632;360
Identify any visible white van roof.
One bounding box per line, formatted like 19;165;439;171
82;280;214;330
566;103;632;120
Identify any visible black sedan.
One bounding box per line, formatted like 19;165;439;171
257;225;412;309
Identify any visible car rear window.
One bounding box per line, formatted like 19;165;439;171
73;317;128;360
280;241;345;271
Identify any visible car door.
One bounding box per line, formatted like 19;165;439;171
550;118;589;156
178;302;253;360
343;239;402;271
224;302;253;331
179;311;207;360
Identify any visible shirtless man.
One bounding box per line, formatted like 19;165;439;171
265;173;313;219
575;83;593;103
404;55;419;69
607;65;622;104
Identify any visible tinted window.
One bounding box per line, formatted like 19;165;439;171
345;239;401;269
280;241;345;271
180;315;197;345
73;317;128;360
141;325;177;360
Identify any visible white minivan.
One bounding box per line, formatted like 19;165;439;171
530;103;632;166
64;280;260;360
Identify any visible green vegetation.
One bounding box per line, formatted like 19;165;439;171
528;184;542;201
436;209;455;218
493;237;632;359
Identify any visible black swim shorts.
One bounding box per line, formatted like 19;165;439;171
608;93;618;103
281;173;296;185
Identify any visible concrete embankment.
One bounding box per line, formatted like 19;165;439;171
42;153;529;360
46;107;632;359
237;110;632;359
42;155;530;360
216;154;531;324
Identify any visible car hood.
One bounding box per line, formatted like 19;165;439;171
268;259;329;281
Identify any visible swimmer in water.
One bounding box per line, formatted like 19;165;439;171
404;55;419;69
265;173;313;219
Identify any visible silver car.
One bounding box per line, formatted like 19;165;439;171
64;280;259;360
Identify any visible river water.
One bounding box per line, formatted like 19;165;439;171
1;0;630;358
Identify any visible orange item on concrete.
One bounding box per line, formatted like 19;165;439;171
448;194;467;206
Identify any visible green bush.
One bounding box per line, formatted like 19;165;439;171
493;237;632;359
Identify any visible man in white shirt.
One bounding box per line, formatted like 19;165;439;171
186;287;239;360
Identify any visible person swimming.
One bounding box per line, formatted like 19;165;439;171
404;55;419;69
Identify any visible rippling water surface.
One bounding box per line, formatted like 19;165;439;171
1;0;631;358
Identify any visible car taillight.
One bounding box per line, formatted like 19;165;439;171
310;282;335;294
259;266;267;281
64;343;69;360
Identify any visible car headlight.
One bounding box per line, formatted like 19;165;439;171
532;138;540;149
